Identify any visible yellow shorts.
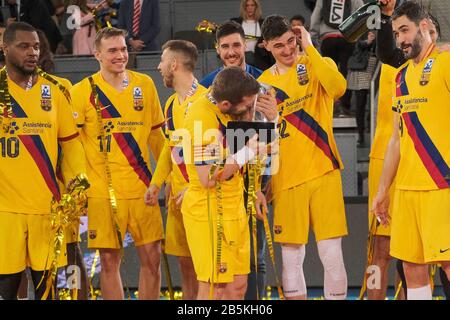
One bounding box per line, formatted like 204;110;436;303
87;198;163;249
0;212;67;274
183;204;250;284
368;157;395;236
390;188;450;264
273;170;348;244
165;199;191;257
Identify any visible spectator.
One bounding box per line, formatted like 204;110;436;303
231;0;273;70
231;0;263;66
118;0;161;52
5;0;64;53
346;31;377;147
310;0;364;117
290;14;306;28
36;29;55;73
69;0;96;55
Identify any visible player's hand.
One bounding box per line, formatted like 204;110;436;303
144;184;160;206
255;190;268;221
297;26;313;51
255;93;278;121
379;0;396;16
438;44;450;53
172;188;186;209
371;191;391;227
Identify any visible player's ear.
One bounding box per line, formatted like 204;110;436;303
419;18;429;35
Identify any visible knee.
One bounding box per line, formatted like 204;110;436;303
317;238;346;279
100;252;121;273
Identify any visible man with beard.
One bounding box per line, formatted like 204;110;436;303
0;22;87;300
200;21;262;89
145;40;207;300
367;0;450;300
372;1;450;300
70;27;165;300
182;67;267;300
259;15;348;300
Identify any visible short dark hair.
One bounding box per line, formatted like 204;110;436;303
162;40;198;72
94;27;128;49
428;13;441;39
3;22;36;45
211;67;260;105
392;1;428;26
261;14;291;41
215;21;245;44
290;14;305;25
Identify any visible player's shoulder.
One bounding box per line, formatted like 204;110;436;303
129;70;156;87
434;50;450;65
48;74;73;89
71;73;96;92
186;94;214;121
164;92;177;111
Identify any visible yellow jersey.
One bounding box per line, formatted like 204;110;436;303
369;64;396;160
182;93;244;221
257;45;345;195
70;70;165;198
151;82;207;196
0;74;79;214
394;47;450;190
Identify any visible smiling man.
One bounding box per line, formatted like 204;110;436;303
70;27;165;300
372;1;450;300
259;15;348;300
200;21;262;88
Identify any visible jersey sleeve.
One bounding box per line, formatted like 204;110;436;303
184;103;220;166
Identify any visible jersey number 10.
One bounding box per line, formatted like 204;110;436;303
0;137;20;158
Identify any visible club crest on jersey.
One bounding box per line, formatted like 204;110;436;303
133;87;144;111
274;225;282;234
296;64;309;85
420;58;434;86
41;85;52;111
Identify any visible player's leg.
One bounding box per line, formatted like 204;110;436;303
311;170;348;300
396;259;407;299
0;272;23;300
403;262;431;300
99;248;124;299
128;198;164;300
281;244;307;300
178;256;198;300
197;281;226;300
87;198;129;300
273;183;310;299
0;212;28;300
245;218;267;300
367;158;394;299
317;238;348;300
135;241;161;300
165;199;198;299
368;235;391;300
222;275;248;300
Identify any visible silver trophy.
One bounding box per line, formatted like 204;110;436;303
253;83;273;122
